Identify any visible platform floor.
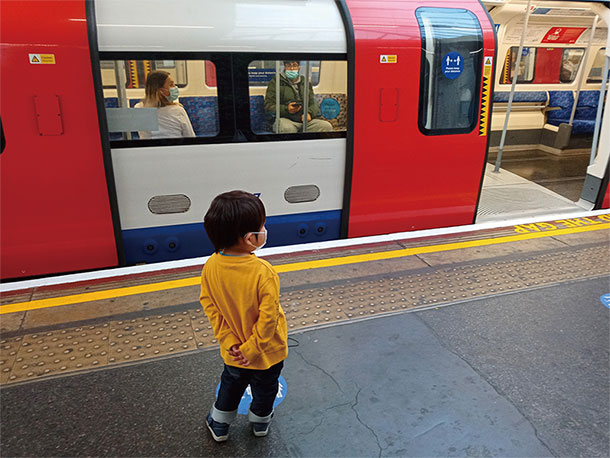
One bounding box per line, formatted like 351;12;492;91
1;215;609;457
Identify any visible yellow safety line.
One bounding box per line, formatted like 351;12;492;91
1;223;608;315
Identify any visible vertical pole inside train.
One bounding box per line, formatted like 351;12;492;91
303;61;310;133
591;54;609;165
495;0;532;173
275;61;280;133
113;60;132;141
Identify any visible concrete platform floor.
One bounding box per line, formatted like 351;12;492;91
1;276;608;457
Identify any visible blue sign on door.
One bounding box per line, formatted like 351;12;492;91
601;294;610;309
441;52;464;80
216;375;287;415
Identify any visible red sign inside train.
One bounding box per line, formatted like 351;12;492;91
541;27;586;44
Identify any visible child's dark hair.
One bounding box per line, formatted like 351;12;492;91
204;191;266;252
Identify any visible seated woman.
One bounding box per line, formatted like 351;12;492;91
135;70;195;139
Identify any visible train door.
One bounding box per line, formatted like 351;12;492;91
344;0;496;237
482;2;609;221
0;1;120;279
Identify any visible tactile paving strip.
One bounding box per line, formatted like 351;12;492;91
0;245;607;385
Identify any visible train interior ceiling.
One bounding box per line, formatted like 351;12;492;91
479;0;608;222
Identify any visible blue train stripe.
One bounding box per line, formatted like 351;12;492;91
121;210;342;265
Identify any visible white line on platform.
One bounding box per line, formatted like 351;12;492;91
1;208;608;293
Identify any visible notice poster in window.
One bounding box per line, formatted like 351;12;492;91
541;27;587;44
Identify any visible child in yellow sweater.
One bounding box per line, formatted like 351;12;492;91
200;190;288;442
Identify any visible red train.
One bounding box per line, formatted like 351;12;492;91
1;0;608;280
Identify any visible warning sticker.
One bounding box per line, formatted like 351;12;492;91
483;56;493;78
380;55;397;64
479;56;493;137
29;54;56;64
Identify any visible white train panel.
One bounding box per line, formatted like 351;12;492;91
111;139;346;230
95;0;347;53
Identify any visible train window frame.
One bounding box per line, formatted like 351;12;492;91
416;7;484;136
231;53;347;143
559;48;585;84
98;52;233;149
500;47;537;84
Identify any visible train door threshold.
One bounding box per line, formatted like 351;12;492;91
477;163;585;223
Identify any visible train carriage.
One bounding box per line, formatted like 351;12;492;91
1;0;608;280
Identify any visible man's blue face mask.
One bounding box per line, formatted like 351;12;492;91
285;70;299;80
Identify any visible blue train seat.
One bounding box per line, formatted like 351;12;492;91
547;90;600;135
179;97;219;137
492;91;548;104
249;95;273;134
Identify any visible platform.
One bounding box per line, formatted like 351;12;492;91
1;213;609;457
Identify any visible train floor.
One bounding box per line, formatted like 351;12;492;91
479;149;590;223
1;213;609;457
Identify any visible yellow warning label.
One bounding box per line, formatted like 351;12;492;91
483;56;493;78
479;56;493;136
380;54;397;64
29;54;56;64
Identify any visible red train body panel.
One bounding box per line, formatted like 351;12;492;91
346;0;495;237
0;1;117;278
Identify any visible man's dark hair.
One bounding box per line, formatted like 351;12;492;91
283;61;300;67
204;190;266;252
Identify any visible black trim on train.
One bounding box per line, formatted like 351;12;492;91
100;52;347;149
336;0;356;239
473;1;498;224
87;0;126;267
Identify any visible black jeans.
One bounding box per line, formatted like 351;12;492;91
215;361;284;418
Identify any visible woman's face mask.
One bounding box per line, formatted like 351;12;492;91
246;229;267;251
168;86;179;102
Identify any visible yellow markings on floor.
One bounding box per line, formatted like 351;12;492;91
1;222;608;315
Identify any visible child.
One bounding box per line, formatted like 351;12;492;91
200;190;288;442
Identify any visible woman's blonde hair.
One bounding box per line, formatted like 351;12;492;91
141;70;173;107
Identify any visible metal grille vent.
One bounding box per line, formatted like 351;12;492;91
284;185;320;203
148;194;191;214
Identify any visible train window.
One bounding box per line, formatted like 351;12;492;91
100;59;219;141
248;60;346;135
416;8;483;135
500;47;536;84
560;49;585;83
587;48;607;83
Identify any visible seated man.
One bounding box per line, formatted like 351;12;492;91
264;61;333;133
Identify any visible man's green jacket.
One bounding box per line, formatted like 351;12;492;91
264;74;320;122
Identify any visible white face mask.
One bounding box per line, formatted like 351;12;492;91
246;229;267;251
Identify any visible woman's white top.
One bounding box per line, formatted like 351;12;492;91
135;102;196;139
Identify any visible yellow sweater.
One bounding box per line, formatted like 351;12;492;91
200;252;288;370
